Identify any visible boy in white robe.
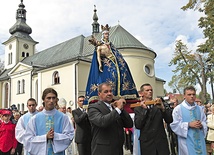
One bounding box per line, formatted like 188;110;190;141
24;88;74;155
170;86;207;155
15;98;38;155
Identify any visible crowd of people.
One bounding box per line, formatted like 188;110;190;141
0;84;213;155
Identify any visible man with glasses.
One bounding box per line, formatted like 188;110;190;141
15;98;38;155
72;96;92;155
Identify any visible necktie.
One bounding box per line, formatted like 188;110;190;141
107;104;112;111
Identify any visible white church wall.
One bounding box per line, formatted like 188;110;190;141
39;63;76;109
10;71;31;111
121;48;157;97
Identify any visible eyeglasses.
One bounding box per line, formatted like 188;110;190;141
28;104;36;107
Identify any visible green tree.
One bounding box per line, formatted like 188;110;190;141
169;0;214;102
182;0;214;65
169;40;210;103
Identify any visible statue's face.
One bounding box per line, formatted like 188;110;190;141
103;32;109;40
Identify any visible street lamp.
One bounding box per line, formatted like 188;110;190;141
206;59;214;102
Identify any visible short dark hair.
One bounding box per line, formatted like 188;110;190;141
27;98;37;106
42;88;58;100
78;96;85;99
140;83;151;92
184;86;196;94
98;82;112;93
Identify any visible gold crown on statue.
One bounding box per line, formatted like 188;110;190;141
101;24;111;32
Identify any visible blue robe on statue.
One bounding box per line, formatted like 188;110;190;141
85;42;138;104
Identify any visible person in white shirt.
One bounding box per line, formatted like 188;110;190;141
15;98;38;155
23;88;74;155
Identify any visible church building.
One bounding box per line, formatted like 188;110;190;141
0;1;165;111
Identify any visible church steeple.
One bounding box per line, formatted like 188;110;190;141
3;0;38;70
9;0;32;37
92;5;100;34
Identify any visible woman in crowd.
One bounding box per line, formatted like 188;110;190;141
207;105;214;154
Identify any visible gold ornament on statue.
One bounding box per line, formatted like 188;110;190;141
101;24;111;32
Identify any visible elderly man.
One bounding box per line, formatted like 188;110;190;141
88;82;133;155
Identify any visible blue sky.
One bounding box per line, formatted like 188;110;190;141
0;0;208;94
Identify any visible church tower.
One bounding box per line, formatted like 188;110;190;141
92;5;100;35
3;0;38;69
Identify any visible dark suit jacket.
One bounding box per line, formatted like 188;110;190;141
88;101;133;155
134;106;173;155
72;108;91;144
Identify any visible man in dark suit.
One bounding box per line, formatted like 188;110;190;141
72;96;92;155
88;82;133;155
134;83;173;155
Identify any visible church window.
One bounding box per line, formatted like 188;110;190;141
17;80;21;94
21;103;24;113
8;53;10;65
17;104;20;111
10;53;13;64
22;52;25;57
22;79;25;93
53;71;60;84
4;83;9;108
26;53;29;57
144;64;154;77
145;65;150;74
8;53;12;65
9;44;12;50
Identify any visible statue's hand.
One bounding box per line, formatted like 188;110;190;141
99;65;103;72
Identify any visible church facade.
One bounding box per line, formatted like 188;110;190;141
0;1;165;111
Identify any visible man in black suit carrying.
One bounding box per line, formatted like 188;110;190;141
88;82;133;155
72;96;92;155
134;83;173;155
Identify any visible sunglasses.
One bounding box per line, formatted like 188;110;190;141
28;104;36;107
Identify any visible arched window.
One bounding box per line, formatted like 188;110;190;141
26;53;29;57
22;52;25;57
22;79;25;93
4;83;9;108
10;53;12;64
53;71;60;84
17;80;21;94
8;53;12;65
17;104;20;111
8;53;10;65
21;103;24;113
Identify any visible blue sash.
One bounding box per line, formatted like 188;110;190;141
181;104;206;155
35;111;64;155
